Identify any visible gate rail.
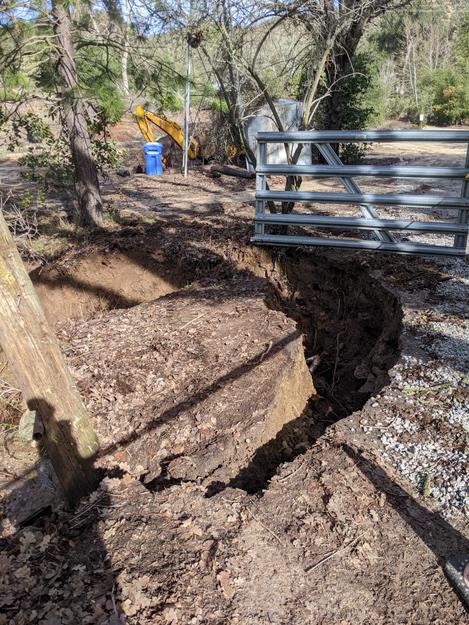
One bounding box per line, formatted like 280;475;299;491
252;130;469;256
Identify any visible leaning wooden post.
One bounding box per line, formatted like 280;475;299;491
0;209;99;505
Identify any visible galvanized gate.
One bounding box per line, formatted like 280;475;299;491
252;130;469;256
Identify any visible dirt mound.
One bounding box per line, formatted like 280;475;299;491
63;277;314;486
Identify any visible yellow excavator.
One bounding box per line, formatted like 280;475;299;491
134;105;240;162
135;105;203;160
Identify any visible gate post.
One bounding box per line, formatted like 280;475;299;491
255;140;267;235
455;142;469;251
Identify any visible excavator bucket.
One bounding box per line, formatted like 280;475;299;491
134;105;154;143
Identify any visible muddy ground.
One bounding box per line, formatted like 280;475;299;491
0;137;468;624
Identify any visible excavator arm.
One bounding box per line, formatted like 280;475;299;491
134;105;199;160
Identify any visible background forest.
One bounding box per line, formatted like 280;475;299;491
1;0;469;223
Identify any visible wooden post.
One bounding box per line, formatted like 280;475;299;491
0;209;99;504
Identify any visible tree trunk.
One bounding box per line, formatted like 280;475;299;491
121;0;130;97
121;44;130;97
322;21;365;134
0;209;99;505
51;0;103;227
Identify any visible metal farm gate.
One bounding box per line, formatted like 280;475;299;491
252;130;469;256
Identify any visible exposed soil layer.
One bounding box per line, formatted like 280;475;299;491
31;245;187;324
27;224;401;494
63;278;314;487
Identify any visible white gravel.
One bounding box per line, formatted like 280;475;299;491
369;252;469;519
357;144;469;520
364;355;468;518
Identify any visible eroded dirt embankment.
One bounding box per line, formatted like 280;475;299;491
63;279;314;489
26;231;401;492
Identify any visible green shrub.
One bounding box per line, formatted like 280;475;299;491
91;138;126;172
427;70;469;126
11;111;125;189
207;98;229;114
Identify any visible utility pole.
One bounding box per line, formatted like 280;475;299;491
0;208;99;505
182;0;193;178
182;38;192;178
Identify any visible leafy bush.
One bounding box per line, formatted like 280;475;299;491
19;135;73;187
91;138;125;172
9;112;125;189
207;97;229;114
427;70;469;126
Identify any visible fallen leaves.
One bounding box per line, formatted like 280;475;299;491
216;570;236;600
117;573;158;616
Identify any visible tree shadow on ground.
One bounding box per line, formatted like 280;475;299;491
0;400;122;624
97;329;300;463
343;444;469;603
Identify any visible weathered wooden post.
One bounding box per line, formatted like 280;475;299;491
0;208;99;504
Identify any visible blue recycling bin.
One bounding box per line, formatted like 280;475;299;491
144;142;163;176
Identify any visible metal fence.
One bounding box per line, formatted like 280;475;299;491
252;130;469;256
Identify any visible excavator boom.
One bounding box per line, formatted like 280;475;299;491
134;105;199;160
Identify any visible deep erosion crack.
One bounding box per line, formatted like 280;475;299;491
206;249;402;496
